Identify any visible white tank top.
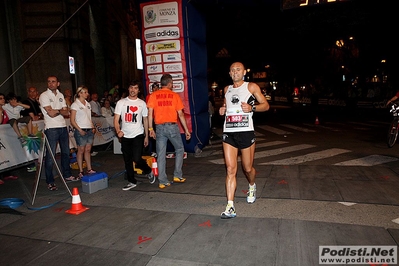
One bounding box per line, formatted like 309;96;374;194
223;82;255;132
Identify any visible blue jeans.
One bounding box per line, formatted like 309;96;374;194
74;129;94;146
155;123;184;184
44;127;71;184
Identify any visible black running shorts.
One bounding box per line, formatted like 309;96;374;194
222;131;256;149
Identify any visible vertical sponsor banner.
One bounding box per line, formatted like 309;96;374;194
140;0;210;153
141;0;189;113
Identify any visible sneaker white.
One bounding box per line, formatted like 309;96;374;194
247;185;256;204
122;182;137;191
91;151;98;156
221;205;236;219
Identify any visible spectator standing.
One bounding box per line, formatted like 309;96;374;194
89;92;102;117
114;80;156;190
70;85;97;179
21;87;43;121
109;83;119;97
218;62;269;219
39;76;79;191
64;88;73;109
3;92;37;145
147;74;191;189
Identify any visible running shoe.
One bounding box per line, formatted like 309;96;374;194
148;171;156;184
247;184;256;204
221;205;236;219
27;166;37;172
47;183;58;191
91;151;98;156
158;182;171;189
173;177;186;183
122;182;137;191
27;134;39;139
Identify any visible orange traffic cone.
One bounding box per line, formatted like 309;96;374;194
65;187;89;215
315;116;320;125
152;157;159;176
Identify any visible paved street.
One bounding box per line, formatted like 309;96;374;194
1;106;399;265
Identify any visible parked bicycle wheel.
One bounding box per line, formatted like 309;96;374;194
387;117;399;148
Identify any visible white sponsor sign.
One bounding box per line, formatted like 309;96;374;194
146;54;162;64
142;2;179;28
147;64;163;74
148;74;163;82
144;26;180;41
163;53;182;62
164;62;182;72
172;80;184;93
170;73;184;80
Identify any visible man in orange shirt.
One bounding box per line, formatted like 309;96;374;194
147;74;191;189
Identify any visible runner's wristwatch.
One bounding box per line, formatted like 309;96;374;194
252;105;256;112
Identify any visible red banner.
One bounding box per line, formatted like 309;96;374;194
140;0;192;132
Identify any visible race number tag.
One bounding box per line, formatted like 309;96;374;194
226;115;243;122
226;114;249;128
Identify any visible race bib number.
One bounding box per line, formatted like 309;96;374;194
226;114;249;128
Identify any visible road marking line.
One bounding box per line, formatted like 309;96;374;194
348;121;380;127
208;141;289;158
280;124;316;132
209;144;314;164
334;155;399;166
303;123;341;131
258;125;292;135
259;148;350;165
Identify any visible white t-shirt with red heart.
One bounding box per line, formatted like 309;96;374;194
114;97;148;138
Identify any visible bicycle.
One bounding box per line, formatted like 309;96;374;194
387;103;399;148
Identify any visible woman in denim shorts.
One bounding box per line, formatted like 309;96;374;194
70;86;97;179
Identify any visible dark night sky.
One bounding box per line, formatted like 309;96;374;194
191;0;396;85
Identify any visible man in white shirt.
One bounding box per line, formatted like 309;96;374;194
39;76;79;191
